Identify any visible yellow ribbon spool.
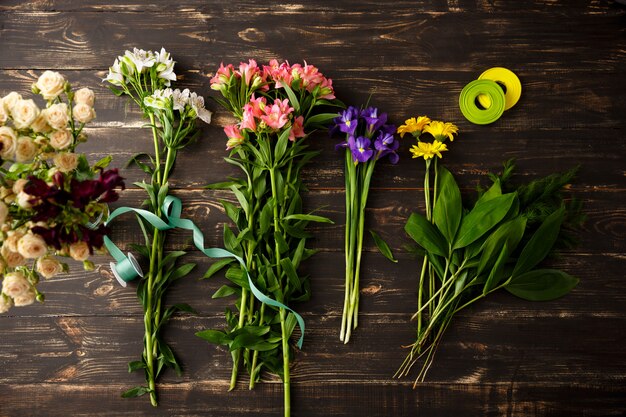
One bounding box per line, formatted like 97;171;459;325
476;67;522;111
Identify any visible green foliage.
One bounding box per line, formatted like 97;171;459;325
370;230;398;263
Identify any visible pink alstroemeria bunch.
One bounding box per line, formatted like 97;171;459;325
199;59;341;417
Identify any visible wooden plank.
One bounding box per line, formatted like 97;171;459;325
0;11;624;72
1;313;625;386
2;252;623;318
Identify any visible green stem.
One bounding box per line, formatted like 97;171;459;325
144;227;160;407
340;151;355;341
149;113;161;184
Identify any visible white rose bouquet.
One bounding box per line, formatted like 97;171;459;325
0;71;125;313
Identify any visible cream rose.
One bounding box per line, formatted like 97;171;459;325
17;233;47;259
30;113;51;133
1;271;30;298
4;230;24;253
2;92;22;112
69;241;90;261
74;88;95;106
0;293;12;313
72;103;96;124
0;102;7;126
16;191;34;209
35;71;66;100
49;129;72;150
53;152;79;172
0;126;17;159
11;99;40;130
15;136;38;162
13;287;36;306
12;179;28;195
37;256;64;279
43;103;69;130
1;247;25;268
0;201;7;225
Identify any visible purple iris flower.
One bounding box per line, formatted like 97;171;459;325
349;136;373;163
374;131;400;165
379;123;397;136
361;107;388;135
332;106;360;136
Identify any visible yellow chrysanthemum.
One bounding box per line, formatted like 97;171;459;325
410;140;448;160
423;121;459;142
397;116;431;138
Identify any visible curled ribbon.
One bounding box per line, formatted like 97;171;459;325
104;195;305;348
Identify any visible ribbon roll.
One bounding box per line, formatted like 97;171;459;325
477;67;522;111
459;79;506;125
104;195;306;348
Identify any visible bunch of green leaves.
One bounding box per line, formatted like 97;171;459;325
397;163;583;385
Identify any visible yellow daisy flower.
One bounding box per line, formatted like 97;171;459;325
423;121;459;142
410;140;448;160
397;115;431;138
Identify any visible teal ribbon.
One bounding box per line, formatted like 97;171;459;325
104;195;305;348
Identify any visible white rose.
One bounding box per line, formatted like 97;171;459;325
53;152;79;172
35;71;66;100
69;241;90;261
17;233;47;259
72;103;96;124
16;191;34;209
74;88;95;106
15;136;38;163
49;129;72;150
0;126;17;159
13;287;36;306
1;247;25;268
0;102;7;126
12;179;28;195
10;99;40;130
2;92;22;112
37;256;64;279
30;113;51;133
0;293;12;313
1;271;30;298
43;103;69;130
4;230;24;253
0;201;7;225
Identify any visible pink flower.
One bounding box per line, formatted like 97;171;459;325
261;98;294;130
224;124;245;150
289;116;306;141
248;95;266;118
238;59;261;86
210;63;237;90
264;59;294;89
318;77;335;100
298;61;324;92
241;104;257;131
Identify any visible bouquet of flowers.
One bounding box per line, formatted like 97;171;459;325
395;115;584;385
330;105;399;343
0;71;124;314
196;59;340;417
105;47;211;406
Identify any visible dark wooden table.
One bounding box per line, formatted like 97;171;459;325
1;1;625;416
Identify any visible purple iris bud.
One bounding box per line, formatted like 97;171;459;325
334;106;360;136
349;136;373;163
361;107;388;135
379;124;397;136
374;132;396;151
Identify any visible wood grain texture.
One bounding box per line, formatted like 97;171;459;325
0;1;625;416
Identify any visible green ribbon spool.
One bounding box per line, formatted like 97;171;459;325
459;79;506;125
104;195;306;348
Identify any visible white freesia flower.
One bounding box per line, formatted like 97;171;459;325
104;58;125;86
125;48;156;74
144;89;172;110
172;88;190;111
156;47;176;86
189;92;212;124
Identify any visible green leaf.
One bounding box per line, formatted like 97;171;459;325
283;213;334;224
434;166;462;242
505;269;579;301
170;263;196;281
453;193;516;249
304;112;340;128
513;206;566;277
160;251;186;269
483;242;510;294
274;128;291;162
229;185;249;216
127;361;145;373
280;258;301;292
477;216;527;276
259;198;274;235
476;180;502;205
212;285;238;299
202;258;234;279
369;230;397;263
282;83;300;112
195;329;229;345
225;266;249;289
404;213;448;257
205;181;239;190
121;386;150;398
94;155;113;169
220;200;241;223
223;224;239;253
